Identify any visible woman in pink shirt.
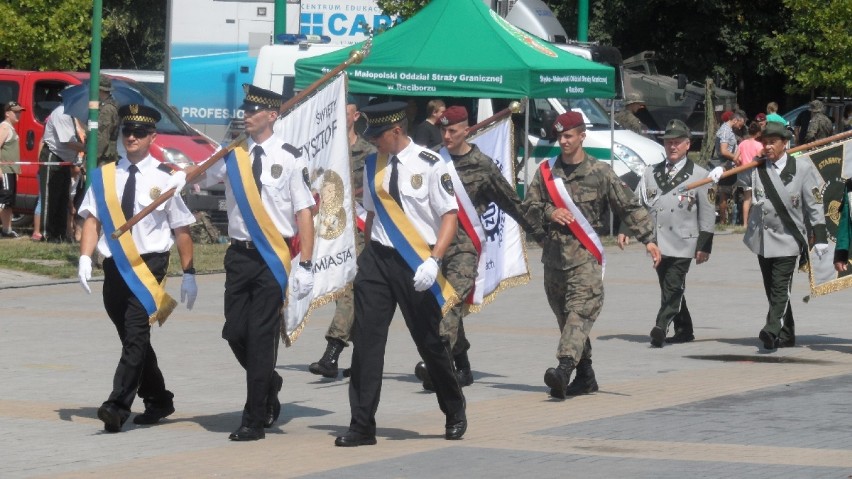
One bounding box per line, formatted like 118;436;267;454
735;121;764;226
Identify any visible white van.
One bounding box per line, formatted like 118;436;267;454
101;69;165;100
253;42;346;100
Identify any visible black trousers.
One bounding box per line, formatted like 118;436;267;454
102;253;173;420
223;245;283;428
348;242;465;436
38;149;71;241
655;256;693;335
757;255;796;341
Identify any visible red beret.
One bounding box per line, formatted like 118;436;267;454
721;111;733;122
755;113;766;121
553;111;584;133
439;106;468;126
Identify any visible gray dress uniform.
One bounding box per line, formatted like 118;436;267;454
634;158;714;342
744;154;826;348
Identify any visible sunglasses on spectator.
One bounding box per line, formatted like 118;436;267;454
121;127;153;138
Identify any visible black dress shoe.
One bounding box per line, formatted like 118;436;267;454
445;419;467;440
414;361;435;391
133;405;175;425
649;326;666;348
265;374;283;428
334;430;377;447
97;404;125;433
665;332;695;344
456;368;474;387
759;330;779;350
229;425;265;441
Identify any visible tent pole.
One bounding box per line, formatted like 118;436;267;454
523;97;530;199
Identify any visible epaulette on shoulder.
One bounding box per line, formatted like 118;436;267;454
157;163;176;174
419;150;439;164
282;143;302;158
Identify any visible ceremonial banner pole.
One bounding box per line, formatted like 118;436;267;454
680;130;852;193
466;101;521;137
111;40;372;239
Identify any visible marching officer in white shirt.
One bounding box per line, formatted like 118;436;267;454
335;101;467;447
184;84;316;441
77;104;197;433
619;119;715;347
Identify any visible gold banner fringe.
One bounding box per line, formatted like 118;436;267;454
807;259;852;298
282;282;353;347
464;273;531;314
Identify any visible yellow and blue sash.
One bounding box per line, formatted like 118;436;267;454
225;143;292;297
365;153;458;314
90;163;177;326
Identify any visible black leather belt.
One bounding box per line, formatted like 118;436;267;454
230;239;257;250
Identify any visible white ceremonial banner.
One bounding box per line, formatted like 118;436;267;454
275;74;355;345
466;117;531;312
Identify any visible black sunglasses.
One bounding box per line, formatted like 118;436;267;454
121;127;153;138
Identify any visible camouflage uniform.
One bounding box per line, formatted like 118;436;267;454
325;135;375;344
440;144;543;355
804;111;833;143
523;154;654;362
97;96;119;166
614;109;645;135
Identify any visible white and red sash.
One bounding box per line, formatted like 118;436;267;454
540;157;606;276
439;148;486;304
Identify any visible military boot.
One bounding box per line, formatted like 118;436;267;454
309;339;345;378
544;357;576;399
563;357;598;396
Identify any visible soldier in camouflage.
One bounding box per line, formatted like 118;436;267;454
614;93;647;135
309;96;376;378
97;76;120;166
523;111;660;399
414;106;544;391
804;100;833;144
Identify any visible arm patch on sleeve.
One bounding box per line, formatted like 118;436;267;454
441;173;454;195
302;167;311;188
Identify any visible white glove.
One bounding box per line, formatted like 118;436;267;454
412;257;439;292
814;243;830;259
181;273;198;310
708;166;724;183
78;255;92;294
293;265;314;299
165;171;187;193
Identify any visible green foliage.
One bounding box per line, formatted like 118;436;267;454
102;0;167;70
762;0;852;94
375;0;431;18
0;0;93;70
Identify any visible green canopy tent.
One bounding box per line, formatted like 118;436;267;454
294;0;615;99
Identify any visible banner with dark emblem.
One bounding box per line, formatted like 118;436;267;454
272;74;354;345
465;116;531;312
800;137;852;297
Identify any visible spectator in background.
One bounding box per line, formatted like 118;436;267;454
754;112;767;130
40;104;84;242
712;110;745;224
97;76;120;166
793;106;811;146
0;101;24;238
734;121;764;226
843;104;852;132
614;93;648;135
411;99;445;148
765;102;788;126
804;100;833;144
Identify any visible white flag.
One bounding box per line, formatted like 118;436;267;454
274;74;355;345
466;117;531;312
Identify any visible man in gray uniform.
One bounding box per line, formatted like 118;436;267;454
743;122;827;350
619;119;715;347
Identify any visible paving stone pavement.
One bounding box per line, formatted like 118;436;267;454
1;234;851;478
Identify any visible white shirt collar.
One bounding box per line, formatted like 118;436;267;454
772;153;788;172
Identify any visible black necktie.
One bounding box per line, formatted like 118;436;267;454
389;155;403;209
252;145;264;194
122;164;138;221
666;162;676;181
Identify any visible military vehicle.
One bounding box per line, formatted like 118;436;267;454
622;50;737;131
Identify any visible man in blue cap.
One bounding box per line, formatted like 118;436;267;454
335;101;467;447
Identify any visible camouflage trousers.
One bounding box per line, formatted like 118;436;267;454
440;249;478;356
543;261;604;362
325;228;365;344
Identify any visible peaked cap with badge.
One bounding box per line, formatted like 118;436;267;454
240;84;283;112
360;101;408;138
119;104;161;128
